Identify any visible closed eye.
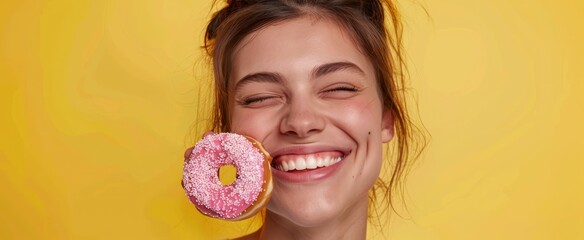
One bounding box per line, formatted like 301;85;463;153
324;86;358;92
320;84;361;99
237;95;280;107
239;97;269;105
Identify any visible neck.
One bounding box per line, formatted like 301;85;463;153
260;198;369;240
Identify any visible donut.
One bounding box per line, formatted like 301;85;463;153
182;133;273;220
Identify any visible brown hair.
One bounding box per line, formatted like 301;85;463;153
203;0;425;222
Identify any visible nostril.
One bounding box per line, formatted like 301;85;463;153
279;111;326;137
282;127;322;138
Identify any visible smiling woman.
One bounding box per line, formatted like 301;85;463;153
186;0;426;239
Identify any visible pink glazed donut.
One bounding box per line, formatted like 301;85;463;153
182;133;273;220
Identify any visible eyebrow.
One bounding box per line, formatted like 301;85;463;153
234;61;364;90
234;72;283;91
312;61;365;79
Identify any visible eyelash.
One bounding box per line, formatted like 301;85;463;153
324;86;358;92
239;86;358;106
239;96;273;105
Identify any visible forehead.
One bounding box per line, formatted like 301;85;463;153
230;16;375;83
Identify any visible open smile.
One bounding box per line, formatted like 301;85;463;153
269;146;351;182
272;152;344;172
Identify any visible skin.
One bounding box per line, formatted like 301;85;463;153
225;16;394;240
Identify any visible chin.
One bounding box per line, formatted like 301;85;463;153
266;185;372;230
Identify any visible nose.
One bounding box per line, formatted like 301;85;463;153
279;100;325;138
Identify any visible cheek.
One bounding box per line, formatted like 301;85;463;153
230;108;276;140
329;98;383;134
332;98;384;174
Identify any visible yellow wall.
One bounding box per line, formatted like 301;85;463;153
1;0;582;239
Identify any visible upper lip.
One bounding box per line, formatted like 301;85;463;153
270;145;351;164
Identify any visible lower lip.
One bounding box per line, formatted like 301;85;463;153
271;158;346;183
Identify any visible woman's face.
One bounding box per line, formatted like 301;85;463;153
229;17;394;227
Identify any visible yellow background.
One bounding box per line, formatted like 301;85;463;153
1;0;582;239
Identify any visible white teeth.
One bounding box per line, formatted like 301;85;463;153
306;156;317;169
317;157;324;167
276;154;344;172
288;160;296;171
324;157;331;166
322;157;333;167
295;157;306;170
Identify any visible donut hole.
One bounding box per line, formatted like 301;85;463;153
218;164;237;186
